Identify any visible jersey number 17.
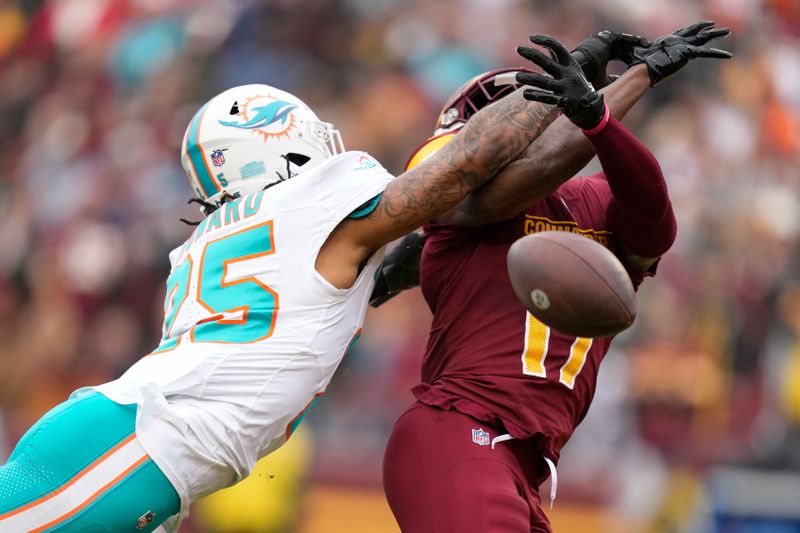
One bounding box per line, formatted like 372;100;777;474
521;312;592;389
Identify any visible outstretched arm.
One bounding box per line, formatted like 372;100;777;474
369;32;652;307
587;115;676;270
317;39;565;289
442;64;651;226
367;22;730;304
441;21;730;227
354;89;555;246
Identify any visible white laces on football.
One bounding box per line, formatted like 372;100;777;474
491;434;558;509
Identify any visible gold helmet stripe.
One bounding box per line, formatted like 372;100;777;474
404;132;458;171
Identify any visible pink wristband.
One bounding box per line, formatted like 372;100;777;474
582;103;610;136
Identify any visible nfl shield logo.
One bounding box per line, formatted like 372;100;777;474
211;149;226;166
472;428;490;446
136;511;155;529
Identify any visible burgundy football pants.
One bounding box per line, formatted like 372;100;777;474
383;402;552;533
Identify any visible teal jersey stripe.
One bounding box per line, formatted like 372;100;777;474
186;102;220;198
348;194;382;219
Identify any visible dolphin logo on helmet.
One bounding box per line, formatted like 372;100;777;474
218;100;297;130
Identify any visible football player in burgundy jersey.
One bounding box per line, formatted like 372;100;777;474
377;25;731;533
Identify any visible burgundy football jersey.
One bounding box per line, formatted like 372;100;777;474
414;173;652;462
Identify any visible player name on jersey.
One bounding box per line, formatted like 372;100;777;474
191;191;266;243
170;190;267;261
523;214;611;249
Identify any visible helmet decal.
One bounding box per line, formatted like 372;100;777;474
219;96;298;142
210;149;227;167
185;102;223;199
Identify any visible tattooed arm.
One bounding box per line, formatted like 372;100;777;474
362;89;556;244
316;86;556;288
439;64;652;226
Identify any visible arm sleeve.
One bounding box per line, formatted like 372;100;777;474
584;115;676;260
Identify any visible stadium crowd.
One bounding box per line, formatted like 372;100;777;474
0;0;798;531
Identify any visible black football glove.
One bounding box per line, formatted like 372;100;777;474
571;30;651;89
630;21;732;86
516;35;605;130
369;231;425;308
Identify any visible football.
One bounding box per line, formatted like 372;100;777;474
507;231;637;338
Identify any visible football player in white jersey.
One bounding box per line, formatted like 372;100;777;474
0;36;584;531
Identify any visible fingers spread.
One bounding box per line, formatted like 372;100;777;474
674;20;715;37
690;45;733;59
517;45;562;76
516;71;557;91
529;34;572;65
693;27;731;45
522;89;565;106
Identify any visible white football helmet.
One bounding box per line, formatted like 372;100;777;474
180;84;344;206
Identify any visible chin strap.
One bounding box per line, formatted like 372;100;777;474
277;153;298;182
259;154;296;192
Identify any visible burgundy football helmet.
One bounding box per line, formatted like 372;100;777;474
433;67;535;134
406;67;536;171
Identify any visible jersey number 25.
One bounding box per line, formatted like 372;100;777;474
154;221;278;353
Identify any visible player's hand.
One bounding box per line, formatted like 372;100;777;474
571;30;651;89
630;21;732;86
369;231;425;307
516;35;605;130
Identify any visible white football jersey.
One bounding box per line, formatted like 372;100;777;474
85;151;393;526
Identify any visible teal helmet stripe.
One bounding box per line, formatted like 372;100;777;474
186;102;221;198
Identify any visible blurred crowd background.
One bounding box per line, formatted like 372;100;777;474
1;0;799;531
